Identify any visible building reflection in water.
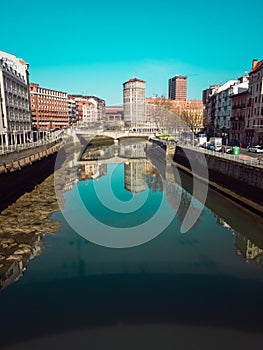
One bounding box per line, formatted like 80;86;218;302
235;231;263;264
79;139;164;195
79;139;263;268
124;161;146;194
146;141;263;269
2;138;263;291
78;163;107;181
0;174;61;291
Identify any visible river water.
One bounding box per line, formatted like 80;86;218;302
1;138;263;349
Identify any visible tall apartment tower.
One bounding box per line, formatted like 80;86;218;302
123;78;146;127
168;75;187;101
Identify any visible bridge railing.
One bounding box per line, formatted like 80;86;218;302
73;129;153;139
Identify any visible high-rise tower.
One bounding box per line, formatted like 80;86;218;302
123;78;146;127
168;75;187;101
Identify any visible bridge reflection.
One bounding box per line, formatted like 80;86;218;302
79;139;147;163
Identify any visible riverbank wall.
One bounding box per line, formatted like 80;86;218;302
0;143;63;213
149;138;263;216
173;146;263;216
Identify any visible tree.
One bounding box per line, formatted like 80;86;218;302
146;96;186;134
172;101;204;133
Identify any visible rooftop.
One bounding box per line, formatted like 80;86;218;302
250;60;263;74
124;77;145;84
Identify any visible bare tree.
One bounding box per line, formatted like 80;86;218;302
146;96;202;137
173;101;204;133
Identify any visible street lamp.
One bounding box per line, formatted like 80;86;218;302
221;128;228;146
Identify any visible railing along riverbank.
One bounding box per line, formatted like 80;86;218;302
180;142;263;169
0;130;63;174
0;141;61;174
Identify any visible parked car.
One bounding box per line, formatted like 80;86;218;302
247;145;263;153
222;146;233;154
214;145;222;152
207;143;222;152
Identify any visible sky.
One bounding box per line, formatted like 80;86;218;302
1;0;263;105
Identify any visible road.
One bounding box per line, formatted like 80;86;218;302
239;148;262;159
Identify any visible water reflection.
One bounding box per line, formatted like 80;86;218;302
0;174;61;290
1;138;263;291
235;231;263;264
75;138;263;267
1;138;263;347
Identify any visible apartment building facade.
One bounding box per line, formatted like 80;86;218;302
203;76;248;143
69;95;105;125
0;50;32;145
248;59;263;145
123;78;146;127
68;97;77;125
30;83;69;130
229;90;249;145
69;96;97;125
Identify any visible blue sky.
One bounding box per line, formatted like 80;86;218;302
1;0;263;105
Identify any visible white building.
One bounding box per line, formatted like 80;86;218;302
69;95;103;126
0;50;32;145
123;78;146;127
86;97;99;121
124;161;146;193
212;76;248;138
82;101;97;123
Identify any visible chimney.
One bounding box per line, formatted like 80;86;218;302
252;59;258;70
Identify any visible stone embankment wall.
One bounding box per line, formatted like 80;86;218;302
0;142;60;173
0;142;63;213
173;146;263;214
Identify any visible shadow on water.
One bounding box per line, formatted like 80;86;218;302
1;273;263;349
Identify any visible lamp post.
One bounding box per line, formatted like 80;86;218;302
221;128;228;146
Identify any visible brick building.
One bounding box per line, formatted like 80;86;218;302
230;90;248;145
168;75;187;101
30;83;69;130
248;59;263;145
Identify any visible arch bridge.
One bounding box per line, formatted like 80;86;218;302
71;128;153;141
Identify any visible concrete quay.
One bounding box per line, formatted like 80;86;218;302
173;145;263;216
149;138;263;216
0;141;61;174
0;141;63;213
